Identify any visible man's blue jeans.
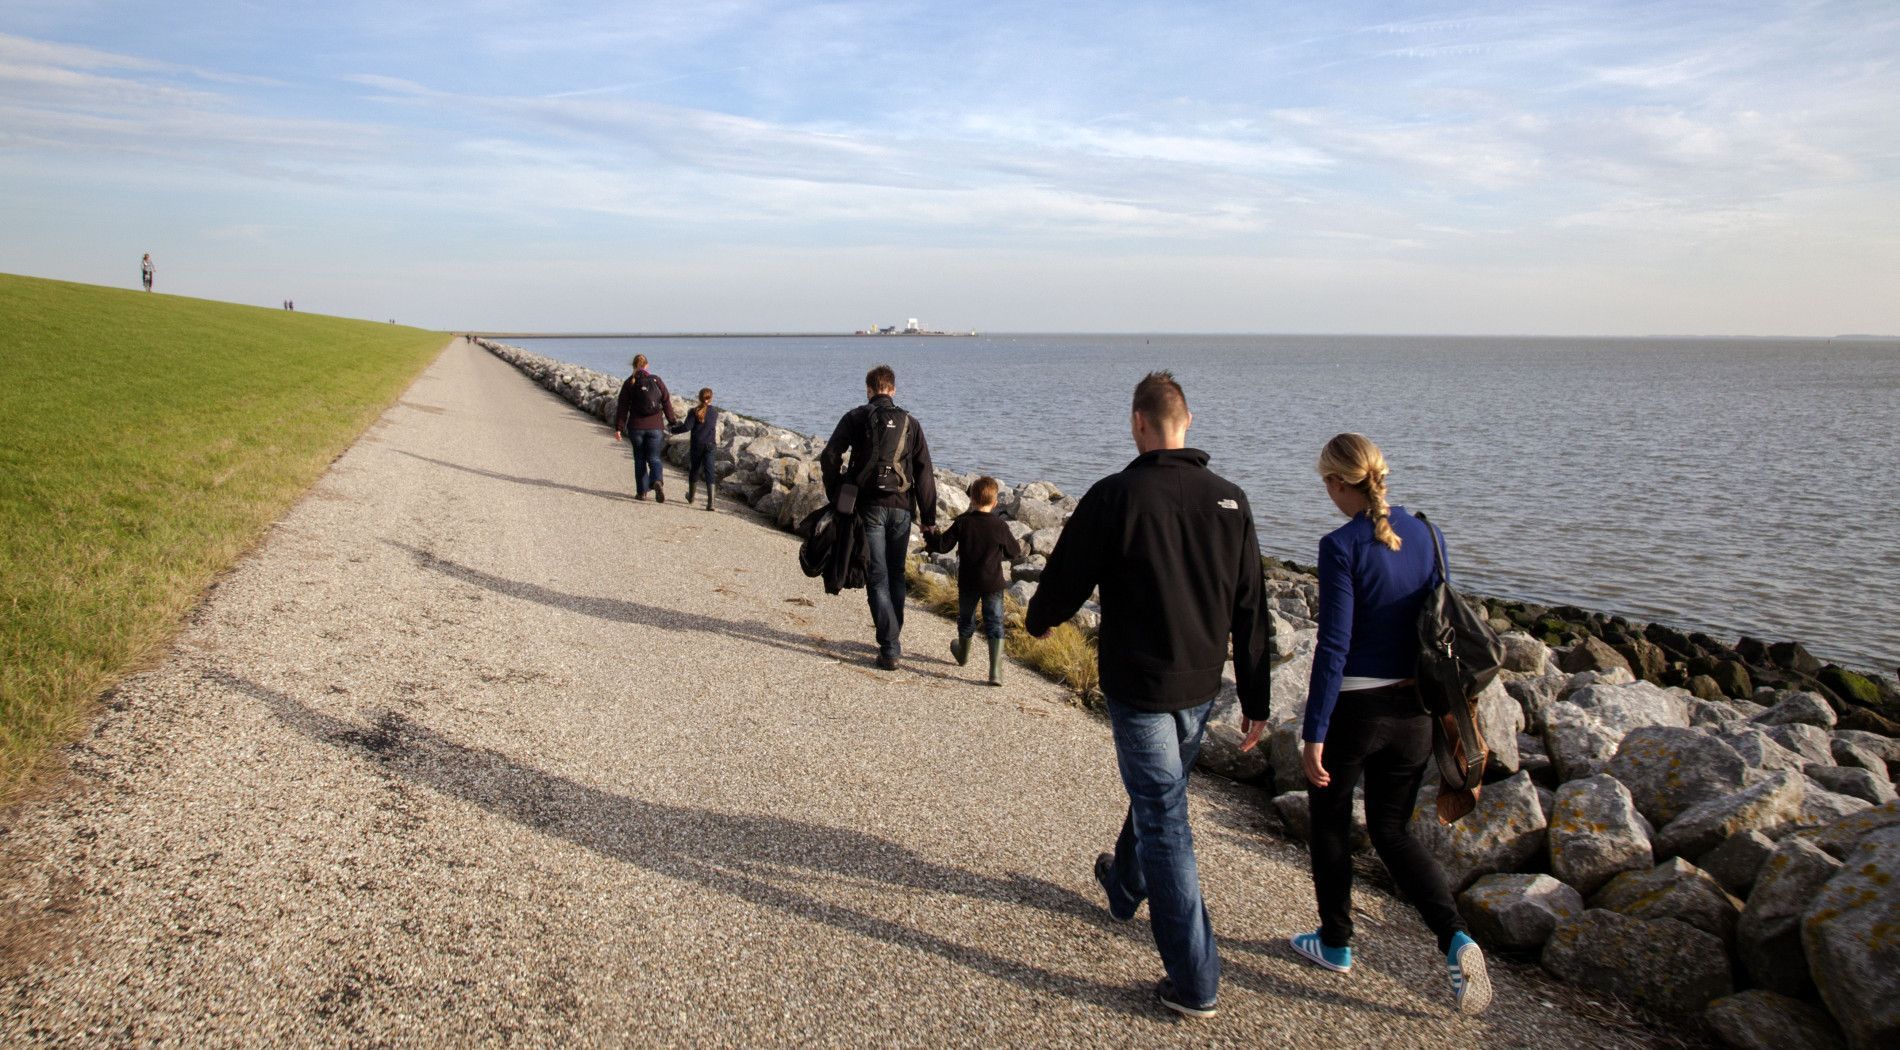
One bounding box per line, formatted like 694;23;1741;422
631;429;665;496
1100;696;1221;1007
957;589;1005;641
860;506;912;659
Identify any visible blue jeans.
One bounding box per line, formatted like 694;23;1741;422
958;589;1005;641
860;505;911;659
631;429;665;495
1100;696;1220;1006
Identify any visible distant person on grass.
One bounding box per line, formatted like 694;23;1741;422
819;364;937;671
1252;432;1492;1015
140;253;153;292
668;387;719;512
614;353;680;502
1025;370;1270;1019
925;476;1022;685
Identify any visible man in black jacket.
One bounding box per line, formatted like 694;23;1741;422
1025;370;1270;1019
818;364;938;670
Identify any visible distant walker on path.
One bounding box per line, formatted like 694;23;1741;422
668;387;720;511
1025;370;1271;1019
140;253;153;292
818;364;937;671
613;354;681;502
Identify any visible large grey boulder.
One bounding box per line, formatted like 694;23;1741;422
1799;799;1900;860
1458;873;1582;952
1558;665;1635;702
1704;990;1847;1050
1831;737;1890;775
1498;632;1552;673
1267;720;1305;796
1832;729;1900;772
1547;774;1653;895
1606;726;1750;825
1270;646;1315;717
1009;496;1068;531
1410;771;1547;891
1767;723;1835;766
1754;691;1838;729
1720;727;1810;774
1655;770;1807;860
935;482;971;522
1737;836;1843;998
1507;674;1566;734
1700;829;1778;898
1199;690;1270;782
783;479;827;527
1027;527;1064;557
1690;698;1745;730
1805;764;1897;805
1591;857;1742;949
1476;679;1524;774
1804;826;1900;1049
1271;790;1370;852
1541;910;1732;1016
1778;784;1874;838
1544;702;1622;782
1568;680;1692;735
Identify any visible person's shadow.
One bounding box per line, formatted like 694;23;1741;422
388;541;970;683
218;671;1147;1014
391;450;634;504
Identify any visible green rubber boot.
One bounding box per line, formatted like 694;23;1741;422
987;638;1004;686
951;633;972;666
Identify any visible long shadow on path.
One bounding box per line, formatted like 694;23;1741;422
392;450;634;505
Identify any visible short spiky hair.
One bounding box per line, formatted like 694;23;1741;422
1132;370;1188;429
865;365;896;393
968;476;1000;505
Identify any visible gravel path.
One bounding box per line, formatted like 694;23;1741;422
1;340;1670;1047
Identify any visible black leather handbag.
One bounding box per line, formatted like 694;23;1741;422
1413;511;1504;795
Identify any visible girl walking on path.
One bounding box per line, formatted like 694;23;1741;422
613;354;680;502
669;387;719;511
1289;432;1492;1015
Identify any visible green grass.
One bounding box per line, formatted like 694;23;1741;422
0;274;446;801
907;561;1102;702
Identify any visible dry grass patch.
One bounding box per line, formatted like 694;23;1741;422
907;561;1101;703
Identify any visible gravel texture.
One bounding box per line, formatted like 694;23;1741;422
1;341;1671;1047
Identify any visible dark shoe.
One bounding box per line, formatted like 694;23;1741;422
654;479;665;503
875;654;899;671
987;637;1004;686
686;484;696;503
1155;979;1216;1019
636;491;652;502
951;634;971;666
1094;853;1137;922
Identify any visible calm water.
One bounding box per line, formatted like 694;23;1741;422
519;334;1900;672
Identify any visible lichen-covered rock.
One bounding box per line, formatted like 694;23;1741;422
1459;873;1582;952
1541;910;1732;1016
1776;784;1874;839
1411;771;1547;891
1832;730;1900;772
1508;673;1566;734
1476;678;1523;774
1548;774;1653;895
1719;727;1810;774
1802;826;1900;1050
1804;764;1897;805
1591;856;1742;949
1737;836;1842;998
1767;722;1835;766
1272;790;1370;852
1754;691;1838;729
1544;702;1623;783
1701;829;1778;898
1830;737;1890;776
1798;799;1900;861
1569;680;1692;735
1560;636;1634;676
1656;770;1806;860
1606;726;1749;825
1704;990;1847;1050
1690;698;1744;729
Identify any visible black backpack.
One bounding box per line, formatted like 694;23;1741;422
1413;511;1505;794
854;404;913;495
630;373;665;418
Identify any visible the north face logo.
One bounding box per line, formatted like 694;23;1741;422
1217;499;1239;510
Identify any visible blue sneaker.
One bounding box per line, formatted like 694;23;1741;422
1155;978;1217;1019
1447;932;1492;1015
1290;931;1352;973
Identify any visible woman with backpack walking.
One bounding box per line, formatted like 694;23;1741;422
1280;432;1492;1015
613;354;680;501
668;387;719;511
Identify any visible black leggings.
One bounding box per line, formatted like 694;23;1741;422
1308;684;1464;952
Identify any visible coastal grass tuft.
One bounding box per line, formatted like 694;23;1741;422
0;273;446;802
906;561;1101;703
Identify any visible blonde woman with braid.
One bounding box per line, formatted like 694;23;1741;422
1289;433;1492;1015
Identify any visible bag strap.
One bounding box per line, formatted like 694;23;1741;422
1415;509;1449;588
1415;509;1488;798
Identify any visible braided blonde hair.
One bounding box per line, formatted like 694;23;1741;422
1318;433;1400;551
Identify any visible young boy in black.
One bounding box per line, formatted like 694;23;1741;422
927;476;1023;685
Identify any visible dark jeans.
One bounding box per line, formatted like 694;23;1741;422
1309;684;1464;952
687;447;715;501
631;429;665;495
957;589;1005;640
1100;696;1220;1007
860;505;911;659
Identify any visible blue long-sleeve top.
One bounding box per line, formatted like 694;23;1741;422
668;406;719;453
1303;506;1445;743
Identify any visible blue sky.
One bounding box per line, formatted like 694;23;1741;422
2;1;1896;333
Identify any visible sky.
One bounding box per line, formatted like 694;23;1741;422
1;1;1897;334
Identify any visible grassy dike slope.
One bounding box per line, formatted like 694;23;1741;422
0;274;446;800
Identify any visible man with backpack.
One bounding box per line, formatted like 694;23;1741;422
614;354;681;501
819;364;938;671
